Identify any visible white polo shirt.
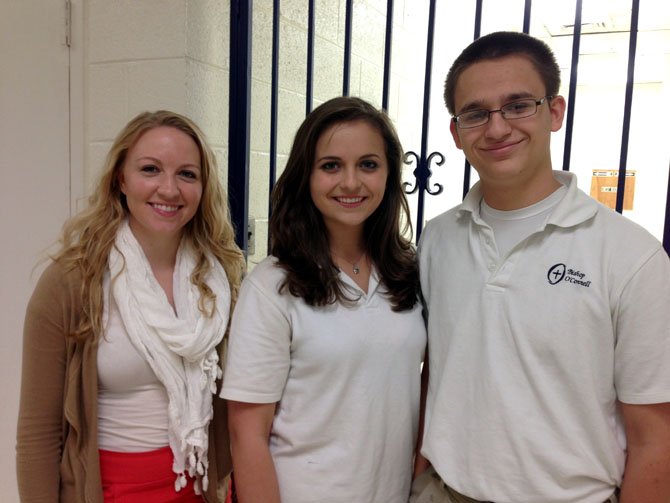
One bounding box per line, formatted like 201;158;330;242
221;257;426;503
418;171;670;503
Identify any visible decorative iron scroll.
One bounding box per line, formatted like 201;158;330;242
403;150;445;196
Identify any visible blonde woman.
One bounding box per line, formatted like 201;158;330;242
16;111;244;502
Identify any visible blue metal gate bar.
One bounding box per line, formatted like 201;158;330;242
343;0;353;95
461;0;484;201
472;0;483;48
228;0;253;252
306;0;315;114
267;0;281;253
381;0;395;111
403;0;443;242
561;0;583;172
522;0;532;34
615;0;640;213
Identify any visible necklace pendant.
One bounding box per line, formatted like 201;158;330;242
352;264;360;275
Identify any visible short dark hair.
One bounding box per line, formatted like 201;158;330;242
444;31;561;114
270;96;419;311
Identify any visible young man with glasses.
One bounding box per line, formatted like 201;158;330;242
413;31;670;503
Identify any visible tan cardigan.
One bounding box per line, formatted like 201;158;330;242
16;260;232;502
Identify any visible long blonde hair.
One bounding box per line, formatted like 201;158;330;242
55;110;245;339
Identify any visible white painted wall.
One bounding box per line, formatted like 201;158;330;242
1;1;73;500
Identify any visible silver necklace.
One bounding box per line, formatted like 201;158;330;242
333;252;366;275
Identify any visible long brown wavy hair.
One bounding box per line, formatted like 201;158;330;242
55;110;245;339
270;96;419;312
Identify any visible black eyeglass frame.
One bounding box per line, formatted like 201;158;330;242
452;95;554;129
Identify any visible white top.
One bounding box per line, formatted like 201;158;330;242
418;171;670;503
479;184;566;257
97;294;169;451
221;257;426;503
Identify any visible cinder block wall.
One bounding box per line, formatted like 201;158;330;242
84;0;231;192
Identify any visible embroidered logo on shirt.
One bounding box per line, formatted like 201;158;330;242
547;263;592;288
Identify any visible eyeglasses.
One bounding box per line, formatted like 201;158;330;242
452;96;553;129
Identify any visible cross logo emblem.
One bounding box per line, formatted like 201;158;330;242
547;263;566;285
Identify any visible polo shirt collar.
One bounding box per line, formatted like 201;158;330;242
456;182;485;221
456;170;598;229
546;171;598;228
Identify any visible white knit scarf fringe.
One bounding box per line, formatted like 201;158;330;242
106;220;230;494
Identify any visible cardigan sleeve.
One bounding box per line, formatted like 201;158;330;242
16;261;74;501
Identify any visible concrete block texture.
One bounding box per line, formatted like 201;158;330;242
357;57;384;107
315;0;346;44
313;37;344;101
185;59;228;146
128;59;189;115
279;0;344;45
279;21;308;95
250;79;271;154
86;0;230;173
252;2;274;85
248;150;271;229
351;0;386;65
212;146;229;180
276;89;307;156
87;0;187;62
187;0;229;68
87;59;189;141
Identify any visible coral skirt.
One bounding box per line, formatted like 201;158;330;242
99;446;203;502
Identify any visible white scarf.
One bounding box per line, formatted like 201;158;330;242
105;220;230;493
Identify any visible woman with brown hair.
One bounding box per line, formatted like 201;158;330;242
16;110;245;502
222;96;426;502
